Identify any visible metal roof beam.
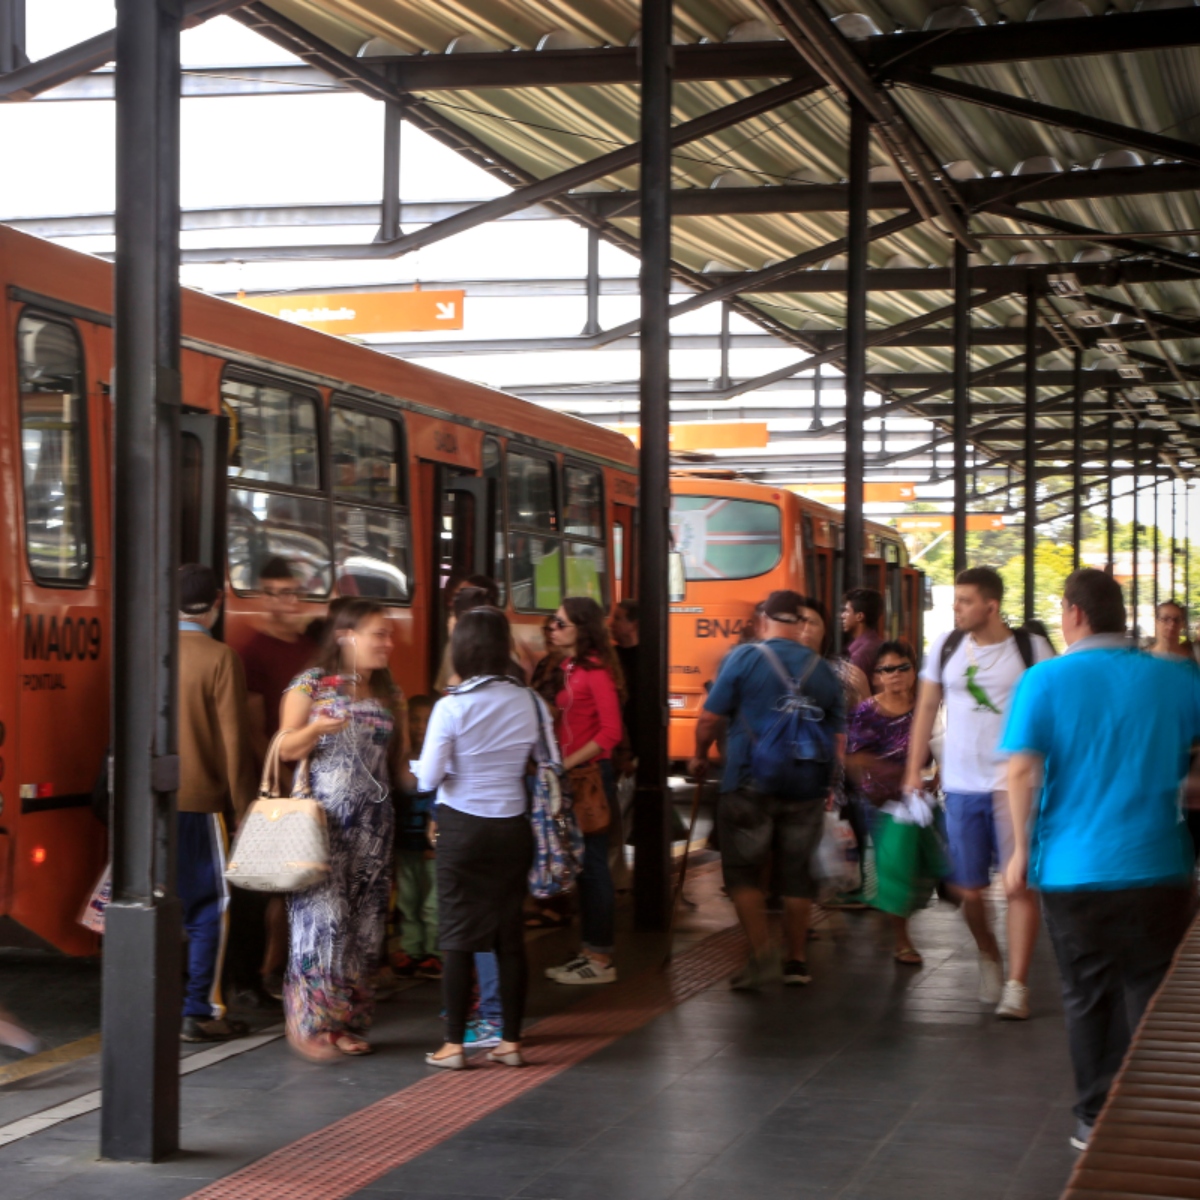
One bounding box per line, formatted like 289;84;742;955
584;164;1200;219
34;63;344;101
894;72;1200;170
0;0;249;101
374;41;807;90
1081;294;1200;341
178;74;821;263
862;8;1200;71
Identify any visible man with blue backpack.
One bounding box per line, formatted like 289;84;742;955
690;590;845;989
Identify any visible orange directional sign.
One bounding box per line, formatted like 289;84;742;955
617;422;769;451
792;482;917;504
237;290;465;334
892;514;1006;532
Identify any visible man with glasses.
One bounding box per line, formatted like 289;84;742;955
1002;569;1199;1150
903;566;1052;1020
232;556;317;1003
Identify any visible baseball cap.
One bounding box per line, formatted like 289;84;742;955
762;589;805;624
179;563;220;615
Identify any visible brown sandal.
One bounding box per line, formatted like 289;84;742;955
894;947;924;966
287;1031;341;1063
334;1033;373;1056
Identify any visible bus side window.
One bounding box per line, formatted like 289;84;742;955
507;449;562;612
223;371;330;596
482;436;507;605
563;462;606;607
331;402;411;603
17;312;92;586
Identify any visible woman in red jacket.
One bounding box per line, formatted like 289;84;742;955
544;596;625;984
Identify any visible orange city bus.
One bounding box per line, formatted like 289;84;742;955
0;224;638;955
667;472;925;763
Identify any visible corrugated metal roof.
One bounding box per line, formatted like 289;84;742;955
259;0;1200;469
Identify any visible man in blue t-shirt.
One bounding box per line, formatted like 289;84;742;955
690;589;845;991
1001;568;1199;1152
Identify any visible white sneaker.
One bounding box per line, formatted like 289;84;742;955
996;979;1031;1020
552;956;617;985
545;954;587;981
978;956;1004;1006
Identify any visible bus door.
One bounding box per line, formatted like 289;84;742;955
180;411;229;576
180;411;229;642
613;502;636;602
429;467;489;681
884;545;903;640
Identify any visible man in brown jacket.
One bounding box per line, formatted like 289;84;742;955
178;564;257;1042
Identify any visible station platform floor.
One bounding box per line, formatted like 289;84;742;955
0;865;1079;1200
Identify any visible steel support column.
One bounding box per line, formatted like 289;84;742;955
718;301;731;391
632;0;672;932
1172;479;1178;600
583;225;601;337
1131;429;1140;634
1153;472;1160;612
1023;277;1038;622
101;0;182;1162
843;98;870;591
952;239;970;574
1072;349;1084;568
1106;425;1115;573
1187;486;1192;609
0;0;26;73
378;99;402;242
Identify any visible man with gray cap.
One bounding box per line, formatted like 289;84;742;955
690;590;845;989
177;564;256;1041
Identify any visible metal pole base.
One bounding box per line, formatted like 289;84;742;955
633;782;672;931
100;899;182;1162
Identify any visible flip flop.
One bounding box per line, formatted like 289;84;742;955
894;948;924;966
334;1033;373;1056
287;1031;341;1064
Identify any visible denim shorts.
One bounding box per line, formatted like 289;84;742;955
718;788;825;900
943;790;1014;889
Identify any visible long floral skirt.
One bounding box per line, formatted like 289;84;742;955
284;791;394;1040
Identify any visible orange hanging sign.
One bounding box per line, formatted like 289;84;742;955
616;422;770;452
237;290;465;334
791;482;917;504
892;514;1006;532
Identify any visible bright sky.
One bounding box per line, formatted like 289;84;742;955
3;2;1186;530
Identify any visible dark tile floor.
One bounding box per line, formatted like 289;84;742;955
0;876;1078;1200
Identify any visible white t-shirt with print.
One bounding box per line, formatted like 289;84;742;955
921;630;1053;793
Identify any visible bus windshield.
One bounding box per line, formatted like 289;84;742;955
670;495;782;581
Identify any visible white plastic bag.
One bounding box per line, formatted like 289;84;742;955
815;811;859;895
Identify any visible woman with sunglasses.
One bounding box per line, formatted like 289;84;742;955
845;640;932;965
544;597;625;985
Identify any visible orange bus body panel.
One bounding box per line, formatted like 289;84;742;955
0;226;637;953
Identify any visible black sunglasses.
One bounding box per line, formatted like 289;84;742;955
876;663;913;675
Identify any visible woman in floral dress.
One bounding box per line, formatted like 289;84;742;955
278;598;413;1061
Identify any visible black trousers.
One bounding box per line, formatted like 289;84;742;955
1041;886;1193;1124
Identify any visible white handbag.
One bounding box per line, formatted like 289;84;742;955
224;730;330;893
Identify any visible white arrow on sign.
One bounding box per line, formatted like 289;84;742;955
435;301;457;320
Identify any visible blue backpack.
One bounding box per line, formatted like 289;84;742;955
745;643;836;801
525;692;583;899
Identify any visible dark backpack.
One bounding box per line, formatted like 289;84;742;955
939;627;1035;678
744;643;836;801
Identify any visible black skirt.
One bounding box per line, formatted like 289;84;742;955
435;805;534;953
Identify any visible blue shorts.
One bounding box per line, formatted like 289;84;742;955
943;791;1014;890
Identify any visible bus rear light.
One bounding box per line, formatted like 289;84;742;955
668;695;687;709
30;847;46;866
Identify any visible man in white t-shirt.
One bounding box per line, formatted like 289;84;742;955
904;566;1052;1020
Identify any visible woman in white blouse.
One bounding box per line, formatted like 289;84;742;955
418;606;557;1070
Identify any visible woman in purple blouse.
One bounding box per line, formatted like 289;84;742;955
846;640;926;965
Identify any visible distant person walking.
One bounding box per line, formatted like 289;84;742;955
691;590;845;989
842;588;885;678
177;564;257;1042
1149;600;1194;662
420;607;551;1070
278;599;412;1061
903;566;1052;1019
1002;569;1199;1151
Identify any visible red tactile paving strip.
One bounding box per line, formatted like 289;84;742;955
184;926;746;1200
1062;913;1200;1200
